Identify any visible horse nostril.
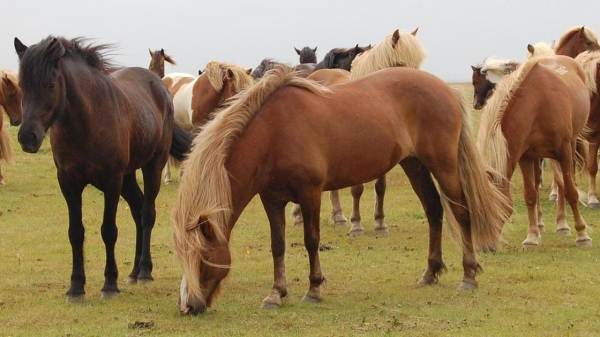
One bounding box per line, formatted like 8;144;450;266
188;303;206;315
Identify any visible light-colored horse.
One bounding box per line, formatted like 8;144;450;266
0;69;21;185
477;54;593;248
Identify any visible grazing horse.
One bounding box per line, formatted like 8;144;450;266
172;66;509;315
148;48;176;78
323;27;423;236
295;46;317;64
14;36;191;303
477;54;593;248
0;70;21;185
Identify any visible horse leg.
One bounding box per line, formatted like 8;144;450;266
163;157;172;185
0;163;4;185
587;141;600;208
259;195;288;309
520;157;542;248
400;157;445;285
329;190;348;226
120;172;144;284
137;159;164;284
299;190;325;302
373;175;388;233
534;159;545;232
559;148;593;247
349;184;365;236
99;175;124;300
290;203;304;226
553;162;571;236
58;172;86;303
549;170;559;201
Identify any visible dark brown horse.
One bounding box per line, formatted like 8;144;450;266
148;48;176;78
295;46;317;64
14;36;191;303
173;66;509;314
471;58;520;110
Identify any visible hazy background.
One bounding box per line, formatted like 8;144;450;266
1;0;599;82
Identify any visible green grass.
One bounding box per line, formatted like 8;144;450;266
1;84;600;336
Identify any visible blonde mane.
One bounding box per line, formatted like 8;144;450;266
204;61;254;93
172;66;330;300
575;50;600;94
0;69;18;100
476;57;520;84
350;29;426;79
477;57;547;183
527;42;556;58
557;25;599;49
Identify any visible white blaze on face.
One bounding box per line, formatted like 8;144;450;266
179;274;189;314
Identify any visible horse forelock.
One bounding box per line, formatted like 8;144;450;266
477;57;545;183
478;57;521;84
350;30;426;79
172;66;330;301
204;61;254;94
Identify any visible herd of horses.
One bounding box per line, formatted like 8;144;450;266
0;25;599;316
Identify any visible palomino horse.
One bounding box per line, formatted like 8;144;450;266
14;36;191;303
295;46;317;64
555;26;600;207
160;62;253;184
0;69;21;185
148;48;176;78
477;54;593;248
172;66;509;315
328;27;424;236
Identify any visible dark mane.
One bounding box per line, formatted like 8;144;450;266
58;37;118;73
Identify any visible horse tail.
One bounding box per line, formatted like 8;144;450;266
0;125;14;165
170;123;193;161
172;66;330;302
441;89;510;251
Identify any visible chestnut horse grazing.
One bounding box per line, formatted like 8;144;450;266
172;66;509;314
14;36;191;303
0;69;21;185
478;55;593;248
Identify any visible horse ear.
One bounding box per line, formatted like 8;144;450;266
391;29;400;48
160;48;165;56
14;37;28;60
149;48;153;57
411;27;419;36
527;44;535;54
49;37;66;61
198;69;203;76
580;26;586;37
550;40;556;49
294;47;301;55
246;68;252;75
313;47;317;52
471;65;478;72
224;68;234;81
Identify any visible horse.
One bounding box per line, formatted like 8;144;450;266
295;46;317;64
148;48;176;78
477;54;593;248
527;41;555;58
319;27;423;236
307;68;350;85
555;26;600;58
0;69;21;185
14;36;192;303
470;58;520;110
172;65;509;315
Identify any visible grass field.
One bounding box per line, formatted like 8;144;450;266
1;84;600;336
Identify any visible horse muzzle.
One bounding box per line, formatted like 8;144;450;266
18;127;44;153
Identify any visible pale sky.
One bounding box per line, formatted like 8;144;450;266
1;0;599;82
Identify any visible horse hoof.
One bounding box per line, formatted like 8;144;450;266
301;295;322;303
522;242;539;249
137;278;154;286
588;202;600;210
374;227;389;234
293;219;304;227
549;193;558;201
100;291;119;300
260;301;282;309
348;229;365;237
66;294;85;304
126;277;137;285
457;281;478;291
556;228;572;237
576;238;593;248
418;277;435;286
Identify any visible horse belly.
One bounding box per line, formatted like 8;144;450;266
172;85;194;130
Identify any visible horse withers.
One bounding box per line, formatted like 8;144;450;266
14;36;191;303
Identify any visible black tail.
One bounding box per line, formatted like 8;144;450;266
170;124;193;161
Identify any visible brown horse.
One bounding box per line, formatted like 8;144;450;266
172;66;509;314
14;36;191;303
477;55;592;248
555;26;600;58
471;58;520;110
0;69;21;185
295;46;317;64
148;48;176;78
